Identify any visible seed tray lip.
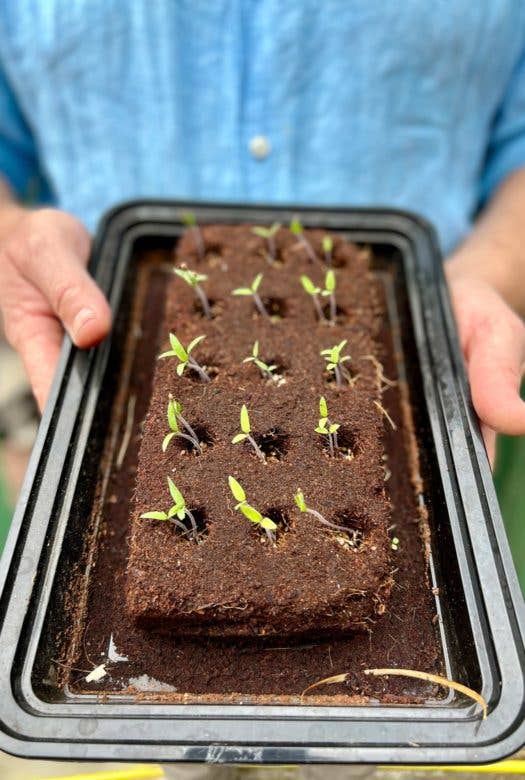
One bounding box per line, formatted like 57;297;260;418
0;200;523;764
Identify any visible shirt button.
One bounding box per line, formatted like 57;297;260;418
249;135;271;160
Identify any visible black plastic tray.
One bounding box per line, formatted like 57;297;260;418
0;201;523;764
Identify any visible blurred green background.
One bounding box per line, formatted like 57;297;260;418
0;434;523;595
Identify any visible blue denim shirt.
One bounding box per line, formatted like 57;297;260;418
0;1;524;253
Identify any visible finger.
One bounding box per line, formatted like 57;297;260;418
20;240;111;348
481;422;497;469
466;319;525;436
16;315;64;412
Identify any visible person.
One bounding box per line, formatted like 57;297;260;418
0;2;524;467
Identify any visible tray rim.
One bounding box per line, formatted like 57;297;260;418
0;200;522;763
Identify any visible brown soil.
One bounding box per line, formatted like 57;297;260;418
127;226;394;637
63;225;442;703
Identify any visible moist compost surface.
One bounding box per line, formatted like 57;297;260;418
127;226;394;637
66;225;443;704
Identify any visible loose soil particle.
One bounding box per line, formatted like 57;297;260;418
63;226;443;704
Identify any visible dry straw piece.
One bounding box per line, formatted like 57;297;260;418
301;667;487;719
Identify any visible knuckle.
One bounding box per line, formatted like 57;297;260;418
54;283;82;319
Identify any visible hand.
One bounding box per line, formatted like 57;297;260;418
0;207;111;411
446;273;525;465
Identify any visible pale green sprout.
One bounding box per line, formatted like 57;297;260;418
290;216;319;265
294;489;349;532
391;536;400;551
300;274;327;323
174;266;211;319
158;332;210;382
140;477;200;542
232;404;266;462
243;340;278;380
228;476;277;542
320;269;337;325
251;222;281;264
162;395;202;454
232;272;270;319
322;235;334;266
320;339;352;387
181;211;204;259
315;395;341;457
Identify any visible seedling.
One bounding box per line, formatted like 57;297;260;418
181;211;204;260
162;395;202;454
315;396;340;457
322;235;333;266
140;477;200;542
243;340;278;380
294;490;348;532
232;404;266;462
158;332;210;382
321;269;337;324
228;476;277;542
300;275;326;323
320;339;352;386
251;222;281;264
391;536;400;551
232;272;270;319
174;266;211;319
290;216;319;264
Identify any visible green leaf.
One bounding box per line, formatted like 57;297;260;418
167;399;179;431
232;433;247;444
240;404;251;434
240;504;263;524
158;350;176;360
242;356;255;364
261;517;277;531
290;217;302;236
322;235;333;253
325;270;336;292
181;211;196;227
187;334;205;354
252;273;263;292
174;268;194;286
338;339;348;351
300;275;319;296
326;362;336;371
315;426;329;435
268;221;281;237
252;340;259;358
169;333;188;361
254;358;272;373
167;477;185;508
319;396;328;418
232;287;253;296
228;476;246;504
176;362;186;376
162;431;176;452
252;226;269;239
329;423;340;433
140;511;168;521
294;490;308;513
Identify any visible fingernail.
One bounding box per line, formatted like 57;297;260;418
71;307;96;340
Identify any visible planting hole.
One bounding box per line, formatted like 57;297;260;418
192;298;223;319
175;424;214;456
187;359;220;383
320;426;358;460
264;506;291;541
189;507;209;541
253;427;290;462
260;296;288;321
331;512;368;550
321;302;348;325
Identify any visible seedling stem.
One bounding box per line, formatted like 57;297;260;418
320;340;352;386
228;476;277;543
140;477;200;542
181;211;204;260
162;395;202;454
243;340;278;380
294;490;349;532
290;217;320;265
315;396;341;457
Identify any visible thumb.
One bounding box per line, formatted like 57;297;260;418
466;315;525;436
22;225;111;348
